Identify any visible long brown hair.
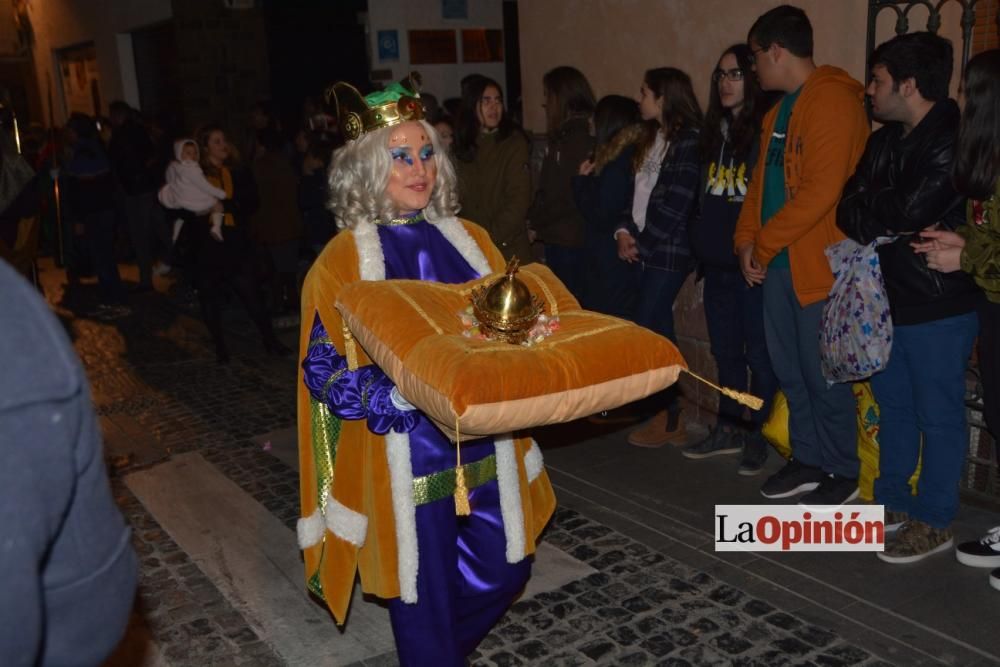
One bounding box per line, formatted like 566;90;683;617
953;49;1000;200
542;66;595;137
633;67;703;172
196;123;238;178
591;95;642;175
700;44;777;162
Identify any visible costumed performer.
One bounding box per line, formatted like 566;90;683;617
296;76;556;666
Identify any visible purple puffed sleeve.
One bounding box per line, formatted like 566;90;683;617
301;312;418;434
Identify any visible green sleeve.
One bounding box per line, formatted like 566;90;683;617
491;136;532;246
959;219;1000;284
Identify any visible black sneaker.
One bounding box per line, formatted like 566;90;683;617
798;474;860;509
955;526;1000;568
738;431;769;476
760;459;825;499
682;426;742;459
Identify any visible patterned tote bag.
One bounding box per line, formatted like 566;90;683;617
819;237;894;384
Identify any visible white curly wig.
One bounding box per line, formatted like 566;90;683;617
327;120;459;230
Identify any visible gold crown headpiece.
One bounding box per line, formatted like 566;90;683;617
326;73;425;141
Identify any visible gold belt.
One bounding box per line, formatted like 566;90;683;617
412;454;497;506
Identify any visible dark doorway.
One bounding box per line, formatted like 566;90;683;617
132;21;182;128
502;0;522;125
262;0;369;133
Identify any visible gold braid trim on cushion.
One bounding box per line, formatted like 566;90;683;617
464;319;630;354
389;283;444;334
412;454;497;505
521;270;559;317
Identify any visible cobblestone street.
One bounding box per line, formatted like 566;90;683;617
42;263;997;667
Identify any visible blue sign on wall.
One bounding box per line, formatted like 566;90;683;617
378;30;400;62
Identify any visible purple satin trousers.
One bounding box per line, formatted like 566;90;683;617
387;478;532;666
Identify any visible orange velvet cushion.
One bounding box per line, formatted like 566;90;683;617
336;263;686;438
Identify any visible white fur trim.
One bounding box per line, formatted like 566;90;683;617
324;492;369;547
430;216;493;277
385;430;419;603
297;507;326;549
494;434;527;563
352;221;386;281
524;439;544;483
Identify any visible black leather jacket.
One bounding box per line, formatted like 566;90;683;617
837;99;980;325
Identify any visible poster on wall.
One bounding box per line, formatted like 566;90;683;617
378;30;400;62
408;30;457;64
462;29;503;63
442;0;467;20
58;44;101;117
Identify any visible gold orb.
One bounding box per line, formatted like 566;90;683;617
469;258;543;345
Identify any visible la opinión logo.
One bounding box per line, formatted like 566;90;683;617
715;505;885;552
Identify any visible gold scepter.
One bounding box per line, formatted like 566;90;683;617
681;369;765;411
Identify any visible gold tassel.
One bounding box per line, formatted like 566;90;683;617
342;324;359;371
454;417;471;516
682;369;765;411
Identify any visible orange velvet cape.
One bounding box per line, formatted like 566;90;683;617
296;218;556;624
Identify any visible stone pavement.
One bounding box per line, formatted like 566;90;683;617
38;262;999;666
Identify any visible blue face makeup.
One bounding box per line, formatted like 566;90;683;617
390;144;435;167
390;147;413;166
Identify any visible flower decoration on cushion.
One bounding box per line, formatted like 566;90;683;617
459;306;560;346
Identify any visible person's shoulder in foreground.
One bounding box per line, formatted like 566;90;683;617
0;259;137;666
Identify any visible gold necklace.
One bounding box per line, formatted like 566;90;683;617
376;211;426;227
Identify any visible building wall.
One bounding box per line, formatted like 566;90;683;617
24;0;172;124
367;0;505;103
170;0;270;138
0;0;18;54
972;0;999;54
0;0;42;124
518;0;974;421
518;0;973;133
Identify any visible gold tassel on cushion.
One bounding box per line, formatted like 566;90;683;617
454;417;471;516
342;324;359;371
682;369;765;411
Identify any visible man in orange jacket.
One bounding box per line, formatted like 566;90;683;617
734;5;869;506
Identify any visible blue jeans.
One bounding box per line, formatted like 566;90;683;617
871;311;978;528
703;267;777;427
763;268;858;477
634;265;687;342
635;265;688;413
